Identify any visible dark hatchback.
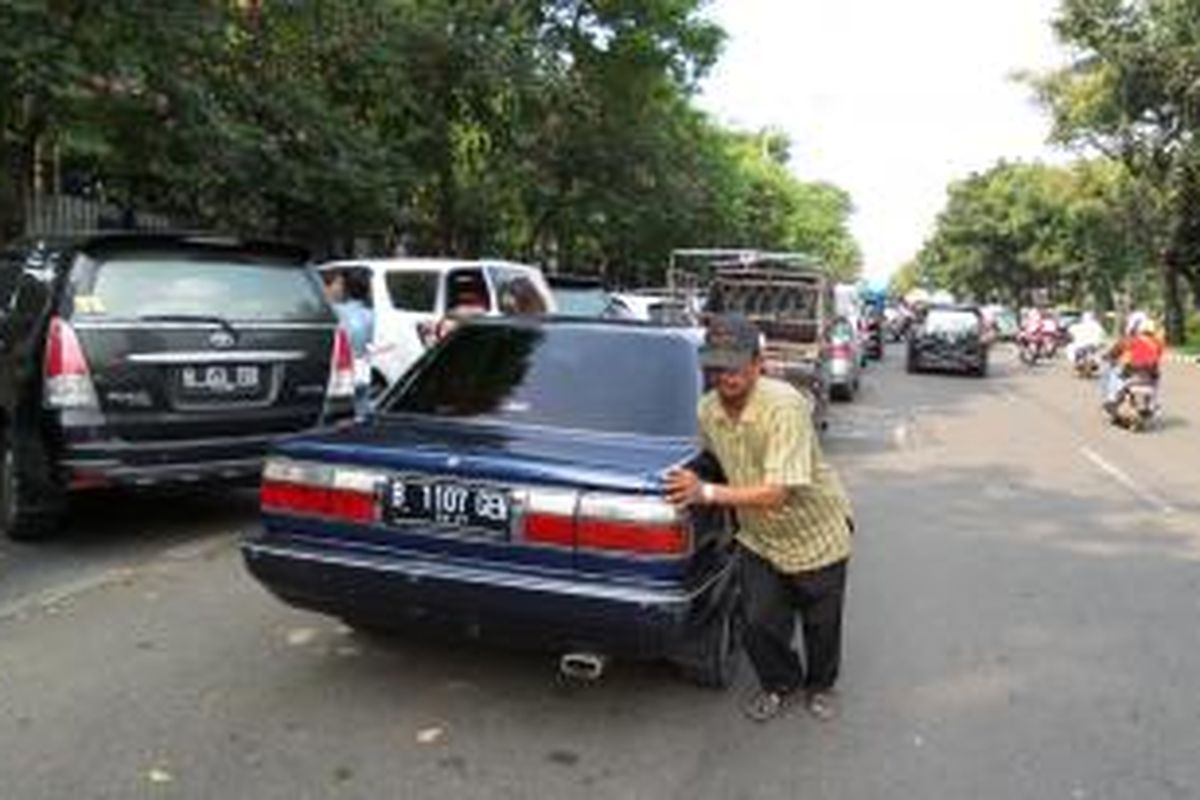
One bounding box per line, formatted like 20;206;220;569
0;233;353;540
242;319;741;686
906;304;989;377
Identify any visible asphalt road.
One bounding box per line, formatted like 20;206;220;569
2;346;1199;800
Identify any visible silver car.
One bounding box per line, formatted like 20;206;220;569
827;317;862;401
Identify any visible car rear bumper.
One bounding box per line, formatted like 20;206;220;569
912;349;985;371
241;535;735;659
60;432;298;489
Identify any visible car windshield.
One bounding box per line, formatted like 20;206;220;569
383;324;700;437
831;319;856;342
553;287;610;317
385;270;440;312
80;253;328;321
924;309;980;335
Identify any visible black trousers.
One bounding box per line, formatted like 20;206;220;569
739;547;848;695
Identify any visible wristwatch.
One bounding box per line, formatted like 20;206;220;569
701;483;716;504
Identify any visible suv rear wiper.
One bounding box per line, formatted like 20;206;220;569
137;314;239;338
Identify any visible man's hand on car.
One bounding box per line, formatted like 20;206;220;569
664;467;703;508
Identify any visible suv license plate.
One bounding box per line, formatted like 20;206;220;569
181;365;261;394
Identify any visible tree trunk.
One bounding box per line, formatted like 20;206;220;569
1185;268;1200;313
1162;251;1187;344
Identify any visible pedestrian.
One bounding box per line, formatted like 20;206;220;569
665;313;854;723
323;269;375;420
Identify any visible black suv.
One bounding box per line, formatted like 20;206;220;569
0;232;354;540
906;304;989;377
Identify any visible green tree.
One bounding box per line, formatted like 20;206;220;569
1025;0;1200;341
1;0;861;286
915;159;1151;310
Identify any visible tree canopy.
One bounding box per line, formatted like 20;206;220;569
912;159;1151;311
1;0;860;285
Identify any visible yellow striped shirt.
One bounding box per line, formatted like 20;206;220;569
698;377;853;573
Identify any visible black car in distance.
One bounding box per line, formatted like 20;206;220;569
906;304;989;377
0;232;353;540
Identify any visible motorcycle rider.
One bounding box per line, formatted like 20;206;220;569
1020;306;1059;360
1066;311;1106;365
1103;312;1165;414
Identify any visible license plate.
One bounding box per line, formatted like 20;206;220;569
384;479;511;536
179;365;261;395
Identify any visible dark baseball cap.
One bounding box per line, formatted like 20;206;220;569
699;314;762;370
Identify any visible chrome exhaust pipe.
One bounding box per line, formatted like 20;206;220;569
559;652;607;682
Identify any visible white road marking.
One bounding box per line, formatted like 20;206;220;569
1079;447;1176;515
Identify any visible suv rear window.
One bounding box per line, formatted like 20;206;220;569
384;325;699;436
76;252;328;321
923;309;980;335
385;270;440;312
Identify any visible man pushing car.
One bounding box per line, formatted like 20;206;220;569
666;314;854;723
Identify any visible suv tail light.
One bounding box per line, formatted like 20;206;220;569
519;489;691;556
327;326;355;400
44;316;99;409
261;459;382;523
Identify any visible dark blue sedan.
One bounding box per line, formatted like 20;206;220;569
242;319;741;686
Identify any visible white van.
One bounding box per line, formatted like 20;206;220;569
317;258;556;385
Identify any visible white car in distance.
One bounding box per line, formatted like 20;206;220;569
317;258;556;386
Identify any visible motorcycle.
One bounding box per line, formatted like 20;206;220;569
1072;344;1102;378
1106;371;1160;432
1017;329;1059;365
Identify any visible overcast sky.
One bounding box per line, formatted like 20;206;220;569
699;0;1070;281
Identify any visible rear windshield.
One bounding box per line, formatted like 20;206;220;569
385;271;440;312
923;309;980;334
77;253;328;321
831;318;856;342
383;325;700;437
553;287;610;317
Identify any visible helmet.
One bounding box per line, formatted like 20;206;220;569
1126;311;1148;336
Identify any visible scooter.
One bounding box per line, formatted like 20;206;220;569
1018;329;1059;365
1106;371;1160;432
1073;344;1102;378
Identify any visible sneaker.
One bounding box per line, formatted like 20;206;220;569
741;688;798;722
805;690;839;722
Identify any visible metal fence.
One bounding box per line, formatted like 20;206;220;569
23;194;177;236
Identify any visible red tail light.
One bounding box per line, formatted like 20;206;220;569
519;488;578;547
576;519;689;554
828;342;853;360
578;494;690;555
327;326;355;400
519;489;690;556
260;459;381;523
44;316;99;409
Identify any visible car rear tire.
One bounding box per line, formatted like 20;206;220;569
906;353;920;374
1;429;62;542
678;590;741;689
